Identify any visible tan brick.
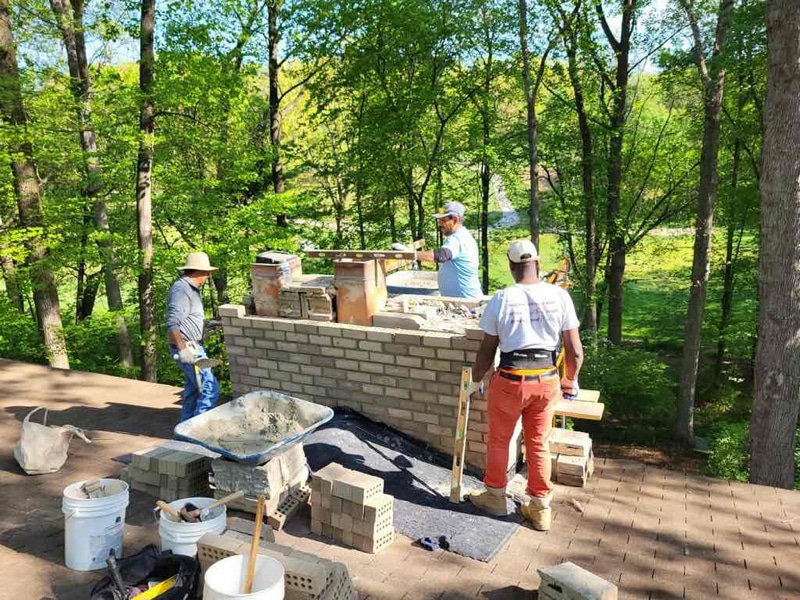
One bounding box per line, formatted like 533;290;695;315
395;332;425;344
438;394;459;406
320;346;340;357
342;328;368;340
335;358;359;371
223;326;244;337
261;329;286;341
413;412;439;425
384;366;410;378
333;337;358;349
396;355;422;368
437;348;466;362
308;334;331;346
465;328;484;340
422;334;452;348
385;387;409;399
291;373;314;385
273;320;296;332
410;369;436;381
295;323;319;334
347;371;371;384
360;362;384;374
344;349;369;361
286;332;309;344
250;318;274;330
387;407;413;420
362;384;384;395
452;337;481;350
383;343;408;355
369;352;395;364
300;364;322;376
427;424;451;436
409;346;436;358
366;330;394;342
371;375;397;387
219;304;245;318
358;340;383;352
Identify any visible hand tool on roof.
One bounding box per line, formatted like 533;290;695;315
449;365;474;503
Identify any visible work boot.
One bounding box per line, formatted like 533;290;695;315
468;486;510;517
521;494;552;531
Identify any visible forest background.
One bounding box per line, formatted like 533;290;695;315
0;0;795;488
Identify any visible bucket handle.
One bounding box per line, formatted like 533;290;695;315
24;406;48;426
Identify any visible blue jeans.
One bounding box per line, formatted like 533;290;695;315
171;343;220;422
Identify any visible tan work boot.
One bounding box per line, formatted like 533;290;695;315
468;486;510;517
521;494;552;531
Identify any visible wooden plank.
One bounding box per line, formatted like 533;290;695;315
449;366;472;503
554;400;605;421
307;250;418;260
577;388;600;403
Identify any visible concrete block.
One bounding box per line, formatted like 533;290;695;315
372;312;426;330
557;454;588;477
537;561;618;600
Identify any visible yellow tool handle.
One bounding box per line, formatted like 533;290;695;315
155;500;182;521
203;490;245;512
243;495;265;594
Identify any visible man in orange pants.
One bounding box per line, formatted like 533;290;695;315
468;240;583;530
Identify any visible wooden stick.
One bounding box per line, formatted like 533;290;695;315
242;494;265;594
155;500;183;521
450;366;473;503
201;490;245;515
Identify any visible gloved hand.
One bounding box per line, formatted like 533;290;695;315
560;376;579;400
177;342;198;364
469;381;486;403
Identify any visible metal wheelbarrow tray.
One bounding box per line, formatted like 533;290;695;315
173;390;334;464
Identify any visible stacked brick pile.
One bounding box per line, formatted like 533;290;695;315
211;443;310;530
548;428;594;487
198;532;357;600
219;304;490;470
120;444;213;501
310;463;394;554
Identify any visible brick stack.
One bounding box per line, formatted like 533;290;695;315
120;444;213;501
219;304;490;470
548;428;594;487
197;532;357;600
310;463;394;554
211;443;310;530
538;561;617;600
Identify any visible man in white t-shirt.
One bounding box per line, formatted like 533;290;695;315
468;239;583;531
417;201;483;298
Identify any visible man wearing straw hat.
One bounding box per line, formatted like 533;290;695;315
166;251;220;422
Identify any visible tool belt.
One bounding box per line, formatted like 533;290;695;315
499;348;556;370
498;368;559;382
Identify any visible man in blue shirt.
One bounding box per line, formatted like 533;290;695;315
166;252;220;422
417;202;483;298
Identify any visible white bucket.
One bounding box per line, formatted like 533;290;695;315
204;554;285;600
158;496;227;557
62;478;129;571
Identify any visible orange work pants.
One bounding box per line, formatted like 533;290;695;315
483;370;561;498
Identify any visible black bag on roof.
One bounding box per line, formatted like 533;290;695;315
89;544;200;600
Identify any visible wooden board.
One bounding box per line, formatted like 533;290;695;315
576;388;600;403
307;250;418;260
449;366;472;503
554;400;605;421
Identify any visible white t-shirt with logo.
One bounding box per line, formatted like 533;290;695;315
479;282;580;352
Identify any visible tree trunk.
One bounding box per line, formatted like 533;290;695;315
76;271;100;322
565;22;598;333
136;0;157;382
749;0;800;489
74;207;90;323
599;0;634;346
0;0;69;368
1;254;24;312
713;141;742;386
480;166;490;294
50;0;133;366
267;0;286;227
518;0;539;249
676;0;734;443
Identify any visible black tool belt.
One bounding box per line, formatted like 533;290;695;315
499;348;556;370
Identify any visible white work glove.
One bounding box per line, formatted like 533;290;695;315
561;376;579;400
176;342;198;364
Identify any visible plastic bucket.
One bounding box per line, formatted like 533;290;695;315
158;496;227;557
62;478;129;571
204;554;285;600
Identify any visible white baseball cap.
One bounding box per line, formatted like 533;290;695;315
433;201;466;219
507;239;539;263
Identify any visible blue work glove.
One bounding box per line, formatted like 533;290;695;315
561;376;579;400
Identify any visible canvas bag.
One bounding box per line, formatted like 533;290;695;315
13;407;91;475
